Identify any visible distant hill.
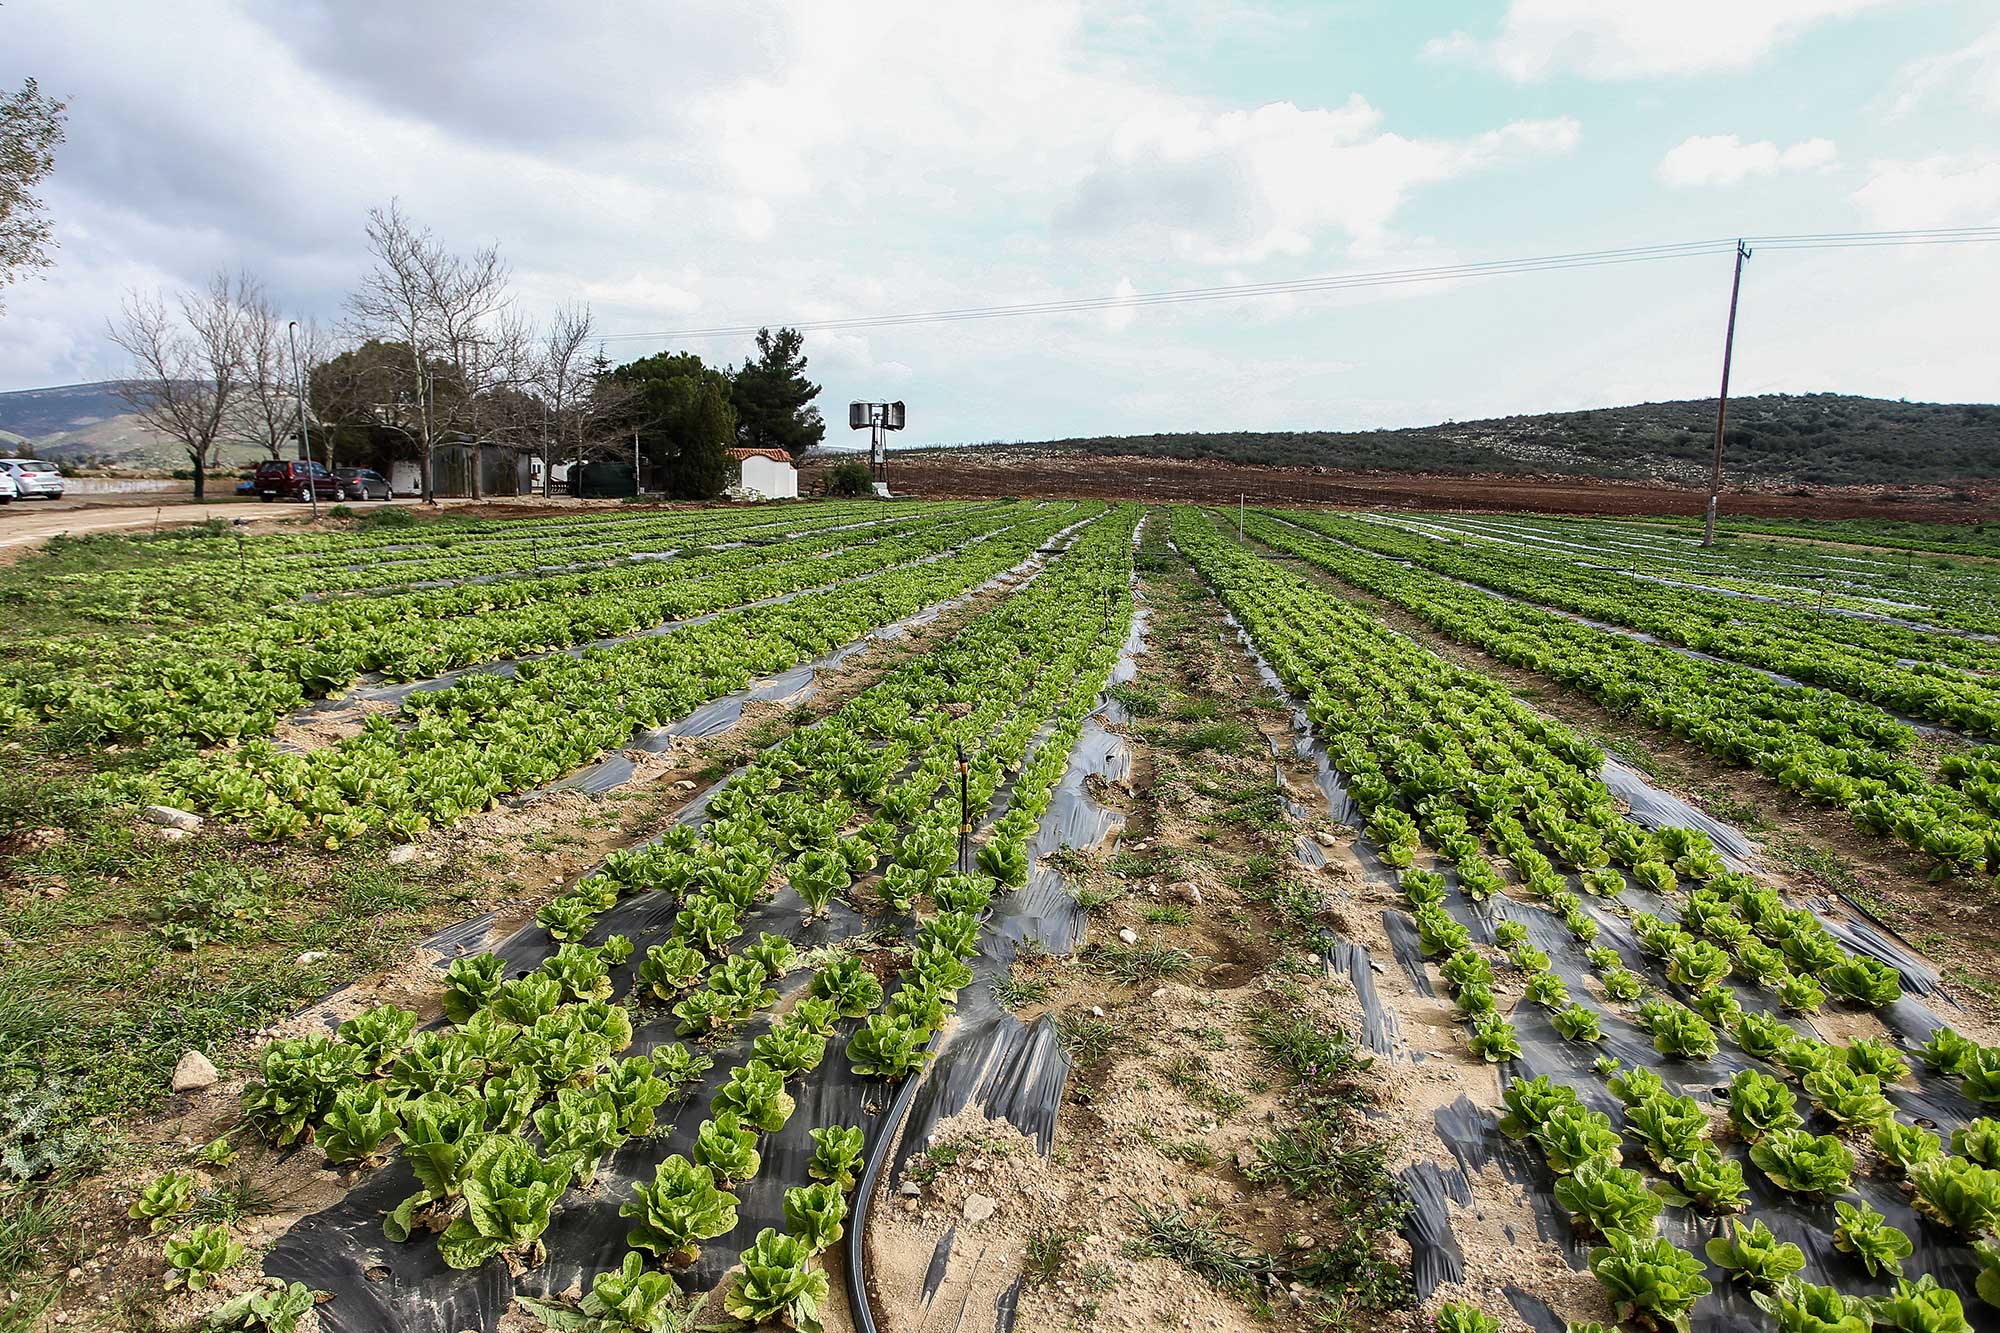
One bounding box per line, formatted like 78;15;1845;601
934;393;2000;488
0;380;266;470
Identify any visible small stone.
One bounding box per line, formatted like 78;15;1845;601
296;951;328;966
66;1268;82;1282
1312;830;1336;847
898;1181;921;1197
143;805;203;832
386;844;419;865
1166;882;1202;905
1369;960;1386;975
1117;928;1138;945
903;1197;920;1213
155;827;191;843
962;1193;997;1223
1090;1006;1104;1018
171;1051;217;1092
674;780;698;791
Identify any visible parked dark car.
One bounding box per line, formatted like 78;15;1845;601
253;459;338;501
335;467;394;501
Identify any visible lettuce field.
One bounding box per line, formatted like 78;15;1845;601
8;498;2000;1333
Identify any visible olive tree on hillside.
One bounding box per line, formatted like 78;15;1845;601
107;272;253;500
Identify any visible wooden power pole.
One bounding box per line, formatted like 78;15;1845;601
1703;239;1752;547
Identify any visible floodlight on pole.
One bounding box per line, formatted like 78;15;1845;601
848;400;905;496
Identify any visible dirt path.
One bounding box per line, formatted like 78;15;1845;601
867;532;1424;1332
0;497;410;554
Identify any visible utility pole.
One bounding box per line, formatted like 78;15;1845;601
289;321;317;520
1703;239;1752;547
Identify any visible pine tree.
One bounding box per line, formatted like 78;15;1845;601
731;326;825;461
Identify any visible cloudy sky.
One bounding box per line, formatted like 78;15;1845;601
3;0;1997;445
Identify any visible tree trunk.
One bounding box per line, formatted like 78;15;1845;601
470;442;484;501
419;441;434;504
190;450;207;500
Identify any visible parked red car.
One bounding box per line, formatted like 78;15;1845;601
253;459;338;501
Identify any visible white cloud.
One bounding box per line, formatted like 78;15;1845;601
1885;23;2000;116
1102;277;1141;332
1426;0;1890;81
1060;99;1580;262
1851;152;2000;227
1656;135;1838;187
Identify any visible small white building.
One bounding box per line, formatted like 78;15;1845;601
729;447;798;500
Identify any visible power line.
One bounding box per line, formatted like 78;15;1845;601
595;225;2000;344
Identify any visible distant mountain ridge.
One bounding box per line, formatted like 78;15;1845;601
0;380;265;470
936;393;2000;488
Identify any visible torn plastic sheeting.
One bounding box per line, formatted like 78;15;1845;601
1398;1161;1470;1298
1325;939;1399;1057
1823;909;1946;998
1600;759;1756;868
1594;757;1944;998
1218;608;1361;826
265;870;908;1333
1503;1286;1567;1333
1429;874;2000;1331
853;571;1149;1333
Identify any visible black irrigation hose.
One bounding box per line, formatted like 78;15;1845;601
845;1032;945;1333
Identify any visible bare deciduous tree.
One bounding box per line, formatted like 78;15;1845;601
108;272;253;501
235;288;333;462
533;303;595;496
344;200;521;502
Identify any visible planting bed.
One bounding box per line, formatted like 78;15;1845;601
12;497;2000;1333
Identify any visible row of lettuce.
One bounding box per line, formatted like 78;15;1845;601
2;501;1027;747
88;504;1097;845
1239;509;2000;892
1306;510;2000;736
1432;511;2000;633
1390;512;1966;627
1171;506;1995;1331
134;506;1142;1328
14;499;909;622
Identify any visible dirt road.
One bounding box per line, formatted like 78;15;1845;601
0;496;406;553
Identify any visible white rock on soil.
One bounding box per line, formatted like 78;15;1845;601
961;1193;997;1223
296;951;328;966
1312;830;1336;847
171;1051;218;1092
898;1181;921;1197
1117;928;1138;945
143;805;203;832
1166;882;1202;905
386;844;419;865
154;827;191;843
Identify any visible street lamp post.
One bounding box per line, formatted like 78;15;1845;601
289;321;317;520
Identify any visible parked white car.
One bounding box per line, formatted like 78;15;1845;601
0;468;15;504
0;459;64;500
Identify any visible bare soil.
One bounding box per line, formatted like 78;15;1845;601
803;452;1996;523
